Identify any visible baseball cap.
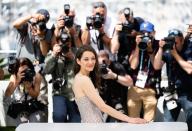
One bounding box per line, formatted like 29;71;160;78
168;29;183;37
140;21;154;32
36;9;50;22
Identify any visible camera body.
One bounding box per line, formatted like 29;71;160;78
161;80;178;110
7;99;46;119
52;78;66;95
36;20;47;32
121;21;135;34
139;33;152;50
63;4;73;28
21;68;36;83
8;56;19;74
30;20;47;32
99;63;108;75
163;36;175;53
60;30;71;54
86;13;104;29
99;60;108;75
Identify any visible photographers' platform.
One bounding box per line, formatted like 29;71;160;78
16;122;187;131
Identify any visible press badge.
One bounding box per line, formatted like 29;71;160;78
135;71;148;88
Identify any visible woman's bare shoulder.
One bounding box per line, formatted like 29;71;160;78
74;74;90;82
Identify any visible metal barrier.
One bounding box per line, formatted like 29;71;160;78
16;122;188;131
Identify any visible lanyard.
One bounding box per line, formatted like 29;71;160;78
91;30;104;50
139;50;150;73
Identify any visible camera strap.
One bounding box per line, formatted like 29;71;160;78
92;30;104;51
139;51;150;72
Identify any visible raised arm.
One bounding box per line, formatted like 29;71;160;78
153;40;165;70
80;76;146;124
172;47;192;75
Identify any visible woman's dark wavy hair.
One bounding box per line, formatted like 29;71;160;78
15;57;35;75
74;45;101;90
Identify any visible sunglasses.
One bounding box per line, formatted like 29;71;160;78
168;29;183;37
93;2;106;8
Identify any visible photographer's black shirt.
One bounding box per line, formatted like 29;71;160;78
100;62;128;106
162;39;192;97
177;37;192;97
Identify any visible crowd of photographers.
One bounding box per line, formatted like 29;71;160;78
1;1;192;130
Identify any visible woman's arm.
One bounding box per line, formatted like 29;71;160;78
80;76;146;124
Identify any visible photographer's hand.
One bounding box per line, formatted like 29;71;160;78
32;13;45;22
146;40;153;54
159;39;166;48
135;35;142;45
64;49;75;60
115;23;123;32
102;68;116;80
16;67;26;83
54;15;65;38
56;15;65;29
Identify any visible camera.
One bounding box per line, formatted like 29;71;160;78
86;13;104;29
163;37;175;53
138;33;151;50
21;68;36;82
36;20;47;32
161;80;178;110
123;7;133;20
52;78;66;95
121;8;135;34
8;56;19;74
99;60;108;75
121;22;135;34
7;99;46;119
60;31;70;54
30;20;47;32
63;4;73;28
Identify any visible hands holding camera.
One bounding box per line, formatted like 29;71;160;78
30;13;45;24
15;66;28;84
135;34;153;53
101;68;117;80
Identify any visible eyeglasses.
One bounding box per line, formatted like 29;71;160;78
168;29;183;37
93;2;106;8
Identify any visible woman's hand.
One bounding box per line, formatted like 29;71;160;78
127;117;148;124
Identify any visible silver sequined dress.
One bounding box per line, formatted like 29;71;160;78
75;96;103;123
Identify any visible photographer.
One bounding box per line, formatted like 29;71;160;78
154;28;192;130
43;29;80;122
12;9;53;121
4;57;47;126
111;7;144;67
98;50;133;122
81;1;116;54
128;21;160;121
13;9;53;62
54;4;82;49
